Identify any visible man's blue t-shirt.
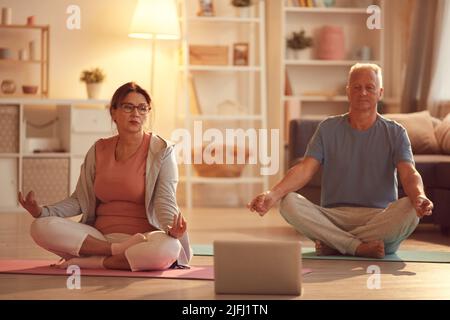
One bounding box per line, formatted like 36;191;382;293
304;113;414;209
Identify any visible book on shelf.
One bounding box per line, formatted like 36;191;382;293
293;0;327;7
314;0;326;7
189;74;202;115
285;71;293;97
284;71;299;142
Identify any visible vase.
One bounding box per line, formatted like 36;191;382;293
1;80;16;94
354;0;374;8
235;7;251;18
296;48;313;60
317;26;345;60
0;48;12;59
287;48;313;60
1;8;12;25
86;83;101;99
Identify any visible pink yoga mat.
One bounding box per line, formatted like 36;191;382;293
0;259;213;280
0;259;312;280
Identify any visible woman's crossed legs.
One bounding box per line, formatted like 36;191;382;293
30;216;181;271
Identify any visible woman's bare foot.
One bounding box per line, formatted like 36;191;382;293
111;233;147;256
57;256;106;269
50;258;66;268
355;240;385;259
315;240;341;256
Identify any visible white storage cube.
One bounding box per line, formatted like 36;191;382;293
22;158;69;205
0;106;19;153
71;107;113;133
0;158;18;208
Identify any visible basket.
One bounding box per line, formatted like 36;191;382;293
189;45;228;66
192;145;250;178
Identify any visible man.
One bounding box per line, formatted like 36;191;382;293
247;63;433;258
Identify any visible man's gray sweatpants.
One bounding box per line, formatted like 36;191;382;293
279;193;419;255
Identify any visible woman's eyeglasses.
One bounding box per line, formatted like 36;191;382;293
119;103;150;114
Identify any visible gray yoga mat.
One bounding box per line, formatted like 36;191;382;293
192;244;450;263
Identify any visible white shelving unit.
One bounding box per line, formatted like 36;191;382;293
0;25;50;98
0;99;113;212
177;0;268;208
280;0;386;172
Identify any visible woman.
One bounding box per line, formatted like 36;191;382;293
18;82;192;271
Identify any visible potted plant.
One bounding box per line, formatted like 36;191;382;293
231;0;252;18
80;68;106;99
286;30;313;60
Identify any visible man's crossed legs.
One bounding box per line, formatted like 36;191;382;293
279;194;419;258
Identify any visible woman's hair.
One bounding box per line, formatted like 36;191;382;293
109;82;153;130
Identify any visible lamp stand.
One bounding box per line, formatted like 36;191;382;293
150;34;156;95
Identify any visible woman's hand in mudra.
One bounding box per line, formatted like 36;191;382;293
18;191;42;218
167;212;187;239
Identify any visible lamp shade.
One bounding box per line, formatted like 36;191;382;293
129;0;180;40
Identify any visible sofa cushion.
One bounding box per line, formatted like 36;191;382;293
435;114;450;154
384;111;440;154
431;116;442;128
288;116;325;165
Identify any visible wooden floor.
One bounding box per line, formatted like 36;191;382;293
1;207;450;300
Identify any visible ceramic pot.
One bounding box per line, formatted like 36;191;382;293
317;26;345;60
0;48;12;59
236;7;251;18
86;83;102;99
22;85;38;94
1;8;12;25
1;80;16;94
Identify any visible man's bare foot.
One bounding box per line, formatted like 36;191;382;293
315;240;341;256
355;240;385;259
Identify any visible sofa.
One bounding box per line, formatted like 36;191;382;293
288;112;450;234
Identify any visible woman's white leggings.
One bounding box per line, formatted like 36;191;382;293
30;216;182;271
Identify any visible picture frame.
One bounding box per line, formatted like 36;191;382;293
233;43;249;66
197;0;215;17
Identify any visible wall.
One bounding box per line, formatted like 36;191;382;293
0;0;179;138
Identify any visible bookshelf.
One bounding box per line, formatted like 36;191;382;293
177;0;269;208
280;0;386;173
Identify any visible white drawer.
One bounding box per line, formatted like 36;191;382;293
72;107;113;133
71;132;113;156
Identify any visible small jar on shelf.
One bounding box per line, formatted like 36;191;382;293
231;0;253;18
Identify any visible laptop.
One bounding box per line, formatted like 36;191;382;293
214;239;302;295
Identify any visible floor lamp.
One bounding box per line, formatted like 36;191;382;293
128;0;180;94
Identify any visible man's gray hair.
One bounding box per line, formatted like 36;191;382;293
348;63;383;88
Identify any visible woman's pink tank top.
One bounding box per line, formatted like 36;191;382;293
94;133;155;235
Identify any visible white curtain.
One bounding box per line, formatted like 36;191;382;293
428;0;450;116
